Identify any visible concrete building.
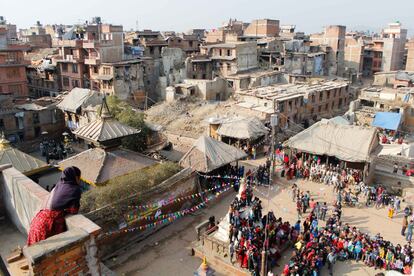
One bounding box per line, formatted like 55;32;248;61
373;71;414;88
0;16;17;42
311;25;346;76
381;22;407;71
27;59;61;98
344;34;364;77
201;42;258;77
406;39;414;71
348;86;414;131
205;19;245;43
283;40;328;76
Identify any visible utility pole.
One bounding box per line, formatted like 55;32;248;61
261;112;278;276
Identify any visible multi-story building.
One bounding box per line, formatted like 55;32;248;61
349;86;414;131
26;56;61;98
344;33;364;76
311;25;346;76
91;59;144;101
186;55;214;80
0;16;17;42
0;95;65;145
236;80;350;128
200;41;258;77
283;40;328;76
19;22;52;49
53;17;124;92
243;19;279;38
406;39;414;71
165;33;201;56
0;27;29;98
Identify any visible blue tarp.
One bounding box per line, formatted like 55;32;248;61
372;112;402;130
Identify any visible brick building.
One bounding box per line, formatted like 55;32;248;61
236;80;350;128
0;37;29;97
243;19;280;38
0;95;65;145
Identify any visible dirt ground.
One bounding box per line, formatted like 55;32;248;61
110;157;408;276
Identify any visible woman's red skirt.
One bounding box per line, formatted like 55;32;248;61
27;209;66;246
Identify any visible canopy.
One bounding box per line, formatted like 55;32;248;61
217;117;268;140
372;112;402;131
284;120;378;162
179;136;247;173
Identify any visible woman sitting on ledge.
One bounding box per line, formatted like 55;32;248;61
27;166;82;246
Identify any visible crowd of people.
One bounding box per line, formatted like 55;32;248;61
283;204;414;275
228;182;296;276
40;138;73;163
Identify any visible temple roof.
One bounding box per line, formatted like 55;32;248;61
0;136;47;175
58;148;157;185
72;98;140;145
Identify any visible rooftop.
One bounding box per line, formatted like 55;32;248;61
238;81;349;101
58;147;157;185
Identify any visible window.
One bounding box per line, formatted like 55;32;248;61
34;126;41;137
0;119;4;130
33;113;40;124
325;103;329;110
327;91;330;99
189;41;193;47
72;80;79;88
332;101;335;110
8;85;22;94
311;95;315;103
278;102;285;112
6;68;20;79
103;67;111;75
72;64;78;73
319;92;323;101
62;63;68;72
62;77;70;87
227;49;231;56
318;106;322;113
93;66;98;74
219;49;222;56
226;63;231;71
339;98;343;107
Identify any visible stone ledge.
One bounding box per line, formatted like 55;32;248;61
66;214;101;236
23;227;89;264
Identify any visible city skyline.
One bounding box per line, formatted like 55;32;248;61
3;0;414;35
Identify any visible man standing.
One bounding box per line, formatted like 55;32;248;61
327;249;336;276
406;220;414;242
402;216;408;236
320;202;328;221
229;241;235;264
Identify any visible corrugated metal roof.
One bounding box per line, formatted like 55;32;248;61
56;88;102;113
73;117;140;143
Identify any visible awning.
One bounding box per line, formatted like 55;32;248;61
372;112;402;130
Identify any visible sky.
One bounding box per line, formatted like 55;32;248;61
2;0;414;36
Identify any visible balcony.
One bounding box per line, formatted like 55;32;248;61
84;55;100;65
64;54;81;62
53;40;82;48
83;41;96;49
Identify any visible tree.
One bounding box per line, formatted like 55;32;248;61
105;96;150;152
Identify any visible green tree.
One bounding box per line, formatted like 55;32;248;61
105;96;150;152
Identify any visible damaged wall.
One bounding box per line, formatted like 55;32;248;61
183;77;229;100
158;48;187;100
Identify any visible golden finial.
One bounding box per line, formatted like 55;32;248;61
0;132;10;150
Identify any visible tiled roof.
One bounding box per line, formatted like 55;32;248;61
0;147;47;174
58;148;157;185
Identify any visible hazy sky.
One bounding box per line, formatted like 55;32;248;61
3;0;414;35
